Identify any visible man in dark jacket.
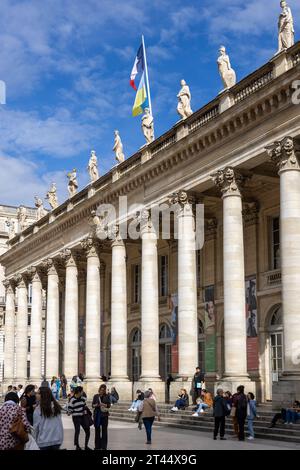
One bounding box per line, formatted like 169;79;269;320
192;367;205;405
232;385;248;441
213;389;228;440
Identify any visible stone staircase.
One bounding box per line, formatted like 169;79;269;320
107;401;300;444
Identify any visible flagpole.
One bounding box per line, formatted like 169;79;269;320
142;35;153;119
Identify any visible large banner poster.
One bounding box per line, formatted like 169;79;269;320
204;286;216;373
170;293;178;374
245;277;259;370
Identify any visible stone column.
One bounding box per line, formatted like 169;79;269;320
15;274;28;383
61;249;78;381
110;229;128;380
140;211;161;383
44;259;60;379
3;279;15;383
212;168;251;391
268;137;300;403
81;238;101;395
171;191;198;379
29;267;43;383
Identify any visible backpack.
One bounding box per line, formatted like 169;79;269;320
237;394;247;412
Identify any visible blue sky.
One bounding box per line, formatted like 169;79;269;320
0;0;299;206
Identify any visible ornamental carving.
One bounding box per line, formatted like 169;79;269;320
42;258;58;275
212;167;245;196
81;237;100;258
3;279;15;294
59;248;77;267
13;273;27;288
266;136;300;172
169;190;195;218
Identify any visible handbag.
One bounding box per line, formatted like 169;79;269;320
10;410;29;449
84;406;94;427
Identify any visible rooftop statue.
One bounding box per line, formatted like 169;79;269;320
88;150;99;183
141;108;154;145
113;130;125;164
217;46;236;90
177;79;193;120
278;0;294;52
67;168;78;198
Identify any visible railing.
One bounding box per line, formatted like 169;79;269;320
234;66;274;104
188;105;219;133
151;132;177;156
261;269;282;290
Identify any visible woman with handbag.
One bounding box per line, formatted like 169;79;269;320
92;384;111;450
0;392;30;450
33;387;64;450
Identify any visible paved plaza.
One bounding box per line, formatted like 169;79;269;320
61;415;298;451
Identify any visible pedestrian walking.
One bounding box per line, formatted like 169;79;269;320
192;367;205;405
247;392;257;440
213;389;229;440
17;384;24;399
92;384;111;450
33;387;64;450
138;390;160;445
68;386;92;450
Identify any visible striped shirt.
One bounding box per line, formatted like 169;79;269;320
68;396;86;417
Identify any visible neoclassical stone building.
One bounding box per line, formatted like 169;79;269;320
1;43;300;403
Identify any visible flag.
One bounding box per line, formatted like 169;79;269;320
130;42;149;117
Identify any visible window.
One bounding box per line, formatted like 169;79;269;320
27;314;31;326
27;338;31;353
131;328;141;382
159;255;168;297
133;265;141;304
196;250;201;288
28;284;32;305
198;320;205;371
271;217;280;269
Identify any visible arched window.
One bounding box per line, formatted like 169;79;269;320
268;305;283;386
198;319;205;371
159;323;172;340
132;328;141;344
270;306;282;326
159;323;172;380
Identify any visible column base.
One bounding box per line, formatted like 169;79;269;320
214;377;256;396
134;379;165;403
108;380;133;401
84;378;104;397
272;376;300;408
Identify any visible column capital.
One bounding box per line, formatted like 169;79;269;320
135;209;157;236
59;248;78;267
3;279;15;294
81;237;100;258
169;190;195;217
27;266;43;282
109;224;125;247
266;136;300;173
212;167;246;197
242;202;259;226
13;273;27;288
42;258;59;275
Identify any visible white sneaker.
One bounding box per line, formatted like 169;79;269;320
192;413;199;417
171;407;178;411
200;409;204;413
128;408;133;411
247;436;254;440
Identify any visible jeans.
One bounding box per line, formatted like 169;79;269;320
143;417;155;443
247;418;254;437
196;403;209;413
286;409;300;424
72;416;90;448
95;415;109;450
214;417;225;438
175;399;187;409
62;387;67;399
237;414;246;441
110;396;118;404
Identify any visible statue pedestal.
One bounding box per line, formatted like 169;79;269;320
219;89;234;113
271;49;291;78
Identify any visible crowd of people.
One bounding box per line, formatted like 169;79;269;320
1;365;299;450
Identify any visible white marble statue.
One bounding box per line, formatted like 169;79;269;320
141;108;154;144
67;168;78;198
46;183;59;210
17;206;28;232
278;0;294;52
35;196;47;220
88;150;99;182
6;219;16;239
217;46;236;90
177;79;193;119
113;130;125;164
